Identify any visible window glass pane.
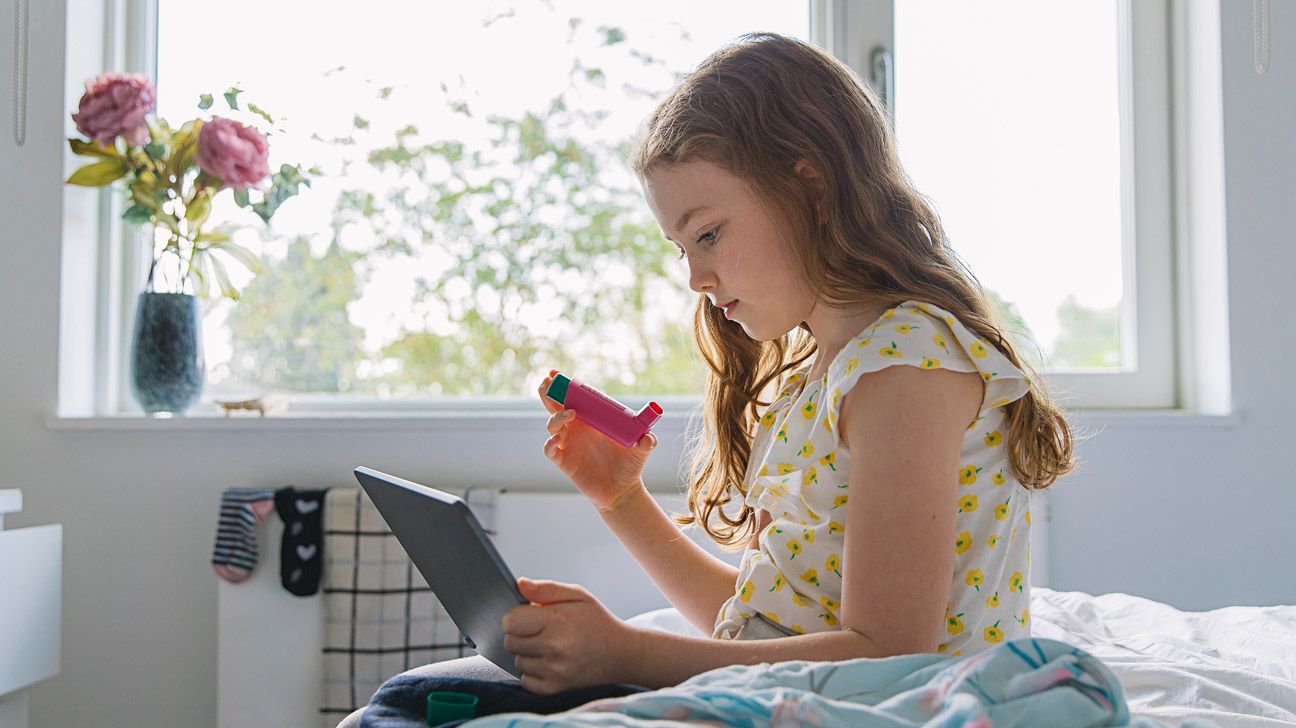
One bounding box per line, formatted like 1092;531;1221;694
894;0;1123;370
156;1;809;400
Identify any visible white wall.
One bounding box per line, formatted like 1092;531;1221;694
0;2;1292;727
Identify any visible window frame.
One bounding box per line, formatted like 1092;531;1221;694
87;0;1181;416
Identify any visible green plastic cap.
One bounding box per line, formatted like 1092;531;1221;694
545;373;571;405
426;690;478;725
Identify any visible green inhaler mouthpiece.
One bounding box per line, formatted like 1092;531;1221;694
426;690;478;725
545;373;571;405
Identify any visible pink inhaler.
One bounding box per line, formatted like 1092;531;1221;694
544;372;663;448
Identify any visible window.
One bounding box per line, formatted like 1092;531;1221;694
144;1;809;410
97;0;1177;414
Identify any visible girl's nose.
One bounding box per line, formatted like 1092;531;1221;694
687;260;717;294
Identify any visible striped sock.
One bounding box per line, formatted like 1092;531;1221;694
212;488;276;583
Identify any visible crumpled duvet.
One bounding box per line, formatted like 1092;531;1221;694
458;638;1220;727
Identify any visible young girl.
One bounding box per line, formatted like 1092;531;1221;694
342;33;1075;721
507;31;1073;695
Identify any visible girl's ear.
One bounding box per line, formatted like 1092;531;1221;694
793;158;827;225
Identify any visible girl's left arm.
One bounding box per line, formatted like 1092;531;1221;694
506;364;983;693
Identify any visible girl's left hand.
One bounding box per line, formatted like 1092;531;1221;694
503;577;644;694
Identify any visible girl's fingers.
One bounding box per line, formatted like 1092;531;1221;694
544;434;561;459
537;375;564;414
546;409;575;435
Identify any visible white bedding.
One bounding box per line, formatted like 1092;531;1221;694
627;587;1296;727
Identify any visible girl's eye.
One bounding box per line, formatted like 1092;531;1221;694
697;226;719;245
674;245;686;260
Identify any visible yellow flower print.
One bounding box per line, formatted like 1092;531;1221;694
768;484;788;498
828;520;845;534
966;568;984;591
787;539;802;559
1011;527;1017;545
777;463;795;475
955;531;973;554
920;357;941;369
959;465;982;486
1009;571;1024;593
758;465;769;477
798;440;815;458
800;568;820;586
806;506;821;521
943;315;954;326
894;323;917;335
820;596;839;611
825;553;841;577
983;431;1003;447
776;425;789;443
879;341;903;358
761;411;777;428
932;333;949;351
994;498;1011;521
882;308;896;319
790;624;806;634
831;389;842;408
937;643;948;653
992;470;1006;486
822;414;834;434
990;398;1011;408
1015;609;1030;627
986;591;1000;608
832;495;849;509
739;579;755;603
790;592;811;607
970;340;989;359
980;371;998;384
984;620;1004;643
856;338;872;349
845;358;859;376
987;534;1000;549
802;528;816;545
801;401;817;420
947;612;966;636
958;495;979;513
819;452;837;471
966;416;984;432
766;524;784;537
820;611;840;627
802;466;818;486
1026;510;1032;526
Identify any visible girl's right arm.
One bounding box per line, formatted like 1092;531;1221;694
538;373;754;634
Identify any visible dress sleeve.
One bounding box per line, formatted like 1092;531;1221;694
821;301;1031;434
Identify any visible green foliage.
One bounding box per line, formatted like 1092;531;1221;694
984;289;1044;369
226;236;366;391
1050;295;1121;368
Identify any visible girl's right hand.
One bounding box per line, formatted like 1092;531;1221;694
538;372;657;513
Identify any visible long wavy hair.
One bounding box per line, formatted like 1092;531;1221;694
631;33;1077;548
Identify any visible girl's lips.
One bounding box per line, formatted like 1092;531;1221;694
720;300;738;319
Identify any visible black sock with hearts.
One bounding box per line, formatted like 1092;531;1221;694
274;486;327;596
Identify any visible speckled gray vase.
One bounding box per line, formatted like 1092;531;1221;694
130;292;204;416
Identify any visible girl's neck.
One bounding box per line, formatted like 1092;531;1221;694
803;300;897;378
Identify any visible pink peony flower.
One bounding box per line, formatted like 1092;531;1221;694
71;72;156;147
196;117;270;189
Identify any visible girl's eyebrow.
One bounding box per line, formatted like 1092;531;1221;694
675;205;711;234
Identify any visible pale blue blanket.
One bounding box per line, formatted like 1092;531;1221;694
461;638;1220;727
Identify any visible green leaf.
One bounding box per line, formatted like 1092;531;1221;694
224;87;242;110
69;138;122;159
198;93;214;110
353;114;369;130
209;253;239;300
232;187;250;208
185;192;212;226
208;239;262;274
66;158;129;187
121;204;154;224
144;142;166;161
247;102;274;126
169;120;201;179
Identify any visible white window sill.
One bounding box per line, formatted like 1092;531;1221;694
44;408;1240;432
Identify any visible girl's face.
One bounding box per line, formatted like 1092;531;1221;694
640;160;817;342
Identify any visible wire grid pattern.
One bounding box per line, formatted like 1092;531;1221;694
318;485;499;723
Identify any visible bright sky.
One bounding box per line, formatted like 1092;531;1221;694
156;0;1123;393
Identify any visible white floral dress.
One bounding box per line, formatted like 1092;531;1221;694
712;300;1034;656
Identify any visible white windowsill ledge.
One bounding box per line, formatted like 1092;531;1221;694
45;409;1241;432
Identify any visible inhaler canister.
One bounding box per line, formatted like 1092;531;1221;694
544;372;663;448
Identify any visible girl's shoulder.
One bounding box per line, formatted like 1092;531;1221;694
825;300;1029;414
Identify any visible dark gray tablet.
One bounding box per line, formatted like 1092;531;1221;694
353;466;526;678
